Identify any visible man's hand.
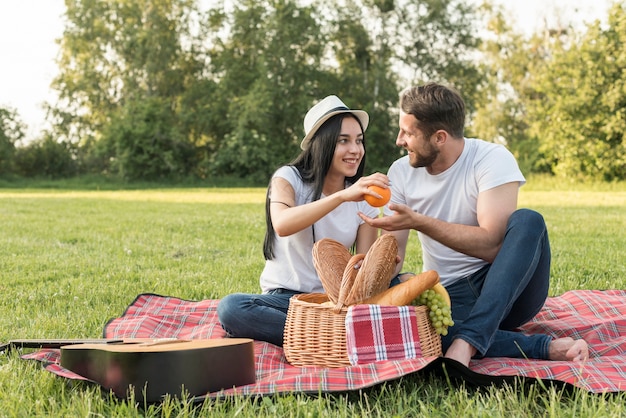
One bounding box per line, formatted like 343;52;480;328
358;203;416;231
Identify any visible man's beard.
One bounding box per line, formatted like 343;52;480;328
409;144;438;168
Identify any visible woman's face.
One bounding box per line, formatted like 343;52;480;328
327;116;364;178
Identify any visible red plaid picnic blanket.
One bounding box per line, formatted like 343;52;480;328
22;289;626;396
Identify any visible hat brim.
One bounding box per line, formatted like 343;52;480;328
300;110;369;150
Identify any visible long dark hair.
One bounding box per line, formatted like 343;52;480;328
263;113;366;260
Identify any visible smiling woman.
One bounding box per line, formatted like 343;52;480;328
215;94;395;347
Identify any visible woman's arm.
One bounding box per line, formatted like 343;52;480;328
269;177;345;237
269;174;389;237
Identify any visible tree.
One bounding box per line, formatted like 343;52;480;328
201;0;331;180
44;0;486;181
13;134;78;178
202;0;483;178
0;106;25;175
102;97;195;180
469;2;554;174
51;0;207;179
322;0;401;172
327;0;484;172
527;2;626;180
386;0;483;112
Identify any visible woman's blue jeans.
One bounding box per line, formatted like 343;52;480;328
441;209;553;359
217;289;300;346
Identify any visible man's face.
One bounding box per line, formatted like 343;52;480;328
397;112;438;168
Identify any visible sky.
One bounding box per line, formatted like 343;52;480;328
0;0;614;143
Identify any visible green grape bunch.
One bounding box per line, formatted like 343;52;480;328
414;289;454;336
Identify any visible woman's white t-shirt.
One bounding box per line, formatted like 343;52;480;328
260;165;379;294
384;138;525;286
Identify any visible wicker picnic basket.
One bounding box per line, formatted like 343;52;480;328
283;236;442;368
283;292;442;368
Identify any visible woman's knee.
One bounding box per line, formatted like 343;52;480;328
217;293;248;325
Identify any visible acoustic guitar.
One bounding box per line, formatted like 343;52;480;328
1;338;256;402
59;338;256;402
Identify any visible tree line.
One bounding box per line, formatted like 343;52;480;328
1;0;625;183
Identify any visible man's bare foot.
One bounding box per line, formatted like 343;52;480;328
444;338;477;367
549;337;589;362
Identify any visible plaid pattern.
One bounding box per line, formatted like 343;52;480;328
22;290;626;396
345;305;423;365
469;289;626;392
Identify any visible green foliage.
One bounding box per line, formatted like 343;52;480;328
469;2;549;174
51;0;206;176
473;1;626;181
41;0;484;181
0;106;24;175
13;134;78;178
389;0;484;110
26;0;625;182
210;129;279;182
326;1;402;172
203;0;329;178
103;97;195;180
527;3;626;181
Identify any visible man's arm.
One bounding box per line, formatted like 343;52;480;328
360;182;520;263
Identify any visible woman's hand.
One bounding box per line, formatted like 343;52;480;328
339;172;390;203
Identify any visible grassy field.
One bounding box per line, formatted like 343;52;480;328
0;177;624;416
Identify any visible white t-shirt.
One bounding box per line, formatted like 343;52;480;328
384;138;525;286
260;165;379;294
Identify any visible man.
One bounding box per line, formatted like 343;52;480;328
359;83;588;367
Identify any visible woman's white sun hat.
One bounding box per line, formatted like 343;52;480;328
300;95;369;150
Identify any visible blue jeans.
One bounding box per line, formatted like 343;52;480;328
218;276;405;347
217;289;301;346
441;209;553;359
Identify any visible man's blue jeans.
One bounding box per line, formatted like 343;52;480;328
441;208;553;359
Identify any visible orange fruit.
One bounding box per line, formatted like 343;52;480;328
364;185;391;207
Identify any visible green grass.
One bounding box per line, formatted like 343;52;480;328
1;180;625;416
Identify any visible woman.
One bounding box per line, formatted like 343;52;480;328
217;95;390;346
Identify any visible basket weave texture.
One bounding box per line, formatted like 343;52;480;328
283;293;442;368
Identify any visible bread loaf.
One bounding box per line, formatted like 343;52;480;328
343;234;398;306
312;238;351;304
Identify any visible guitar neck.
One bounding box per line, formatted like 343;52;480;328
0;338;124;352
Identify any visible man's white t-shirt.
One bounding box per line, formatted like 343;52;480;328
384;138;525;286
260;165;379;294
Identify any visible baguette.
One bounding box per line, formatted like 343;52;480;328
361;270;440;306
